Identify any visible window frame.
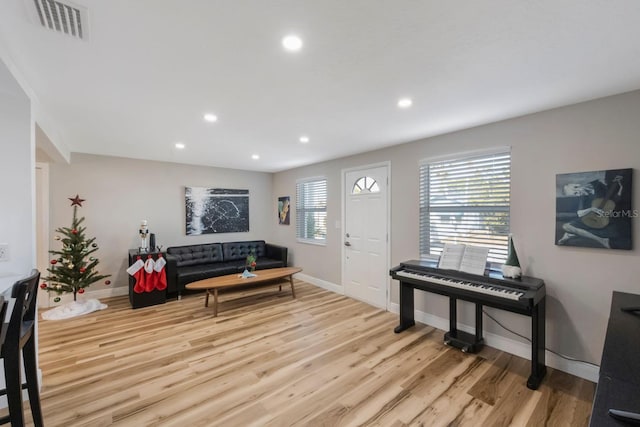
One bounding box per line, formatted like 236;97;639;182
295;176;328;246
419;147;511;265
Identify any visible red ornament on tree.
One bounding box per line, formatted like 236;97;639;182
50;259;58;265
78;288;85;294
105;280;111;285
80;267;86;273
40;283;47;289
72;229;78;234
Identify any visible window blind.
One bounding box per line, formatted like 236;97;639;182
296;178;327;244
419;150;511;263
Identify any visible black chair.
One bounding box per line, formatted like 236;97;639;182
0;269;44;426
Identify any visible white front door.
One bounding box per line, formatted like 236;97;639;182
343;165;389;309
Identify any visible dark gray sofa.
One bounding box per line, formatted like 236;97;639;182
165;240;288;298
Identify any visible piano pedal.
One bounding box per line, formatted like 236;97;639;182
444;331;484;354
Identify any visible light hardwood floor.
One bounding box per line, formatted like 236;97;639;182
19;281;594;426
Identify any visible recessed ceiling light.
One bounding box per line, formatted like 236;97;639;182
282;35;303;52
397;98;413;108
203;113;218;123
299;136;310;143
175;142;185;149
252;154;260;160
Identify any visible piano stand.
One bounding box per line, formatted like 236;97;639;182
526;297;547;390
393;324;413;333
392;264;547;390
444;298;485;353
393;279;416;333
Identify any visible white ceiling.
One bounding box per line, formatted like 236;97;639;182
1;0;640;172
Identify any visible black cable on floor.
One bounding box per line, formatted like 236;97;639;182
482;309;600;368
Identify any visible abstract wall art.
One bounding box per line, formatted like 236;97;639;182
185;187;249;235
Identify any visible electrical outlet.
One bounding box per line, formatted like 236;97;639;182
0;243;9;262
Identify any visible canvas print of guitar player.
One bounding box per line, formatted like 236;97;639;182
555;168;633;250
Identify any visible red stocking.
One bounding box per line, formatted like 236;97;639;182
154;254;167;291
126;256;145;293
143;255;156;292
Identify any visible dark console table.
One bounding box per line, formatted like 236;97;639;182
590;291;640;426
127;249;167;309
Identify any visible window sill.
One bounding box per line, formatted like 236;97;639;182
296;239;326;247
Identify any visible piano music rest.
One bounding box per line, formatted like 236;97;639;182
390;259;547;390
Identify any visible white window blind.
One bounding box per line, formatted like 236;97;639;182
296;178;327;244
419;150;511;263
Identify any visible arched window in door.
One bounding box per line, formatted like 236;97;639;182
351;176;380;194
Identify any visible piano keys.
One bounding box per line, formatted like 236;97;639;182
394;269;525;301
390;259;547;390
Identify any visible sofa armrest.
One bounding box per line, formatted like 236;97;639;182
265;243;288;266
165;254;179;297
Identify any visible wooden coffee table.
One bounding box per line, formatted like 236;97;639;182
185;267;302;316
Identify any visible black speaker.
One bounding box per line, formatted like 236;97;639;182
149;233;156;252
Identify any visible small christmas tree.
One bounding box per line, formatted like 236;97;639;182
43;195;111;302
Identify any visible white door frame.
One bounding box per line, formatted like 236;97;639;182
35;162;50;307
341;161;391;310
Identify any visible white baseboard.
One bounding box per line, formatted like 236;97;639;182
300;273;598;383
86;285;129;299
296;273;344;295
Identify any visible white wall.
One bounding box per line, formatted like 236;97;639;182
0;59;33;278
49;154;275;293
272;89;640;372
0;58;35;408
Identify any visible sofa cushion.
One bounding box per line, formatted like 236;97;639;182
167;244;223;267
222;240;266;262
176;263;238;285
255;258;285;270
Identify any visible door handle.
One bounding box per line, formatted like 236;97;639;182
344;241;351;247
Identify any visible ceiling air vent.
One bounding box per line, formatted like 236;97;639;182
32;0;87;40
